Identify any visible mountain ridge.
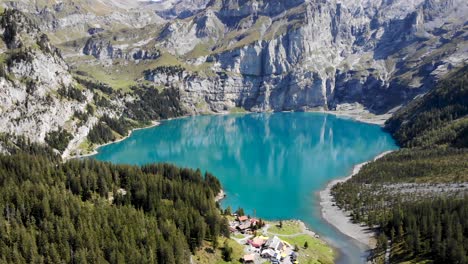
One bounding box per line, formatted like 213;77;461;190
0;0;466;156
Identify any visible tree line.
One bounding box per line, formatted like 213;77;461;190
0;147;229;263
332;66;468;263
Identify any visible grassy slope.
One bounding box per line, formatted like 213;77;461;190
69;48;218;92
193;237;244;264
193;220;335;264
267;221;334;264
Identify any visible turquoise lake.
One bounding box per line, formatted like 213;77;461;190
93;112;398;263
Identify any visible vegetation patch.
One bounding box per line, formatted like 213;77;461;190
87;122;116;144
124;85;185;122
332;66;468;263
57;85;86;101
45;129;73;152
386;65;468;148
192;237;244;264
0;150;228;263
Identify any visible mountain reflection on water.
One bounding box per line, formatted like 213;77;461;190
93;112;398;264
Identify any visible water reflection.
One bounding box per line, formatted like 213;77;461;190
94;112;398;264
97;112;396;218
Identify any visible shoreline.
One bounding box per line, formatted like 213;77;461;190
64;110;394;263
309;107;391;126
319;151;394;251
314;110;389;126
65;120;161;161
214;189;226;202
65;108;389;161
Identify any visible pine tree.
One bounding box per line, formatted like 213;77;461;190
222;241;232;261
224;206;232;215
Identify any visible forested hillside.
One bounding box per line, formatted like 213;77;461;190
332;66;468;263
386;65;468;148
0;141;228;263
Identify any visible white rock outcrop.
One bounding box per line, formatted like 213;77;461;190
141;0;466;114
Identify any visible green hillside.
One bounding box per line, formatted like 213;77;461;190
331;66;468;264
0;141;228;263
386;66;468;148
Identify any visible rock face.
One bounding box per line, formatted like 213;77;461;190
148;0;467;114
5;0;466;115
0;10;90;152
150;0;211;19
3;0;165;30
83;37;161;63
0;9;123;157
0;0;466;155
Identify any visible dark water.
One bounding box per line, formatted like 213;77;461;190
93;112;398;263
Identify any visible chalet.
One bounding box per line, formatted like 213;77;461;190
250;218;259;226
250;237;266;248
264;236;284;251
261;248;276;259
243;254;255;263
237;215;248;222
237;221;251;232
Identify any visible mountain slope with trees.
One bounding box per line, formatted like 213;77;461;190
0;8;187;158
331;66;468;263
0;142;228;263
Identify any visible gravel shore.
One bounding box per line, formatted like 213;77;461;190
319;151;394;249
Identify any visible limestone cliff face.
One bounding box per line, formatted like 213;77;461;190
0;9;124;157
3;0;466;116
0;0;466;155
7;0;464;115
149;0;467;114
2;0;165;32
82;37;161;63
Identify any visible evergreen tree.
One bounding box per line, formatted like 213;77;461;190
222;241;233;261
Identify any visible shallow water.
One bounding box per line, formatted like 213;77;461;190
93;112;398;263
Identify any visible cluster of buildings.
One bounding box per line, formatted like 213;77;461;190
229;215;260;234
245;235;298;263
231;216;300;263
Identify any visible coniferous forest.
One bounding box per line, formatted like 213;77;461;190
332;66;468;263
0;140;228;263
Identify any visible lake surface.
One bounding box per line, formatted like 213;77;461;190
93;112;398;263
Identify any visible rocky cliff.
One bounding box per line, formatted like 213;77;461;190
0;0;467;155
41;0;465;115
0;9;127;157
149;0;467;114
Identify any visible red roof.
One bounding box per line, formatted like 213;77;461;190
238;215;248;222
250;237;265;248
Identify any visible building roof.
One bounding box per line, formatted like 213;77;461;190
251;237;266;247
261;248;276;257
243;254;255;261
238;222;251;230
265;236;284;251
238;215;248;222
